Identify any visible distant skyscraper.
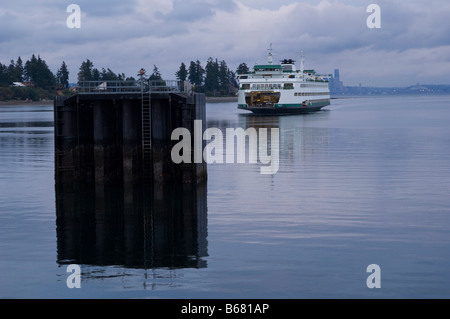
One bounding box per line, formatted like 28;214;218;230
334;69;340;82
330;68;345;94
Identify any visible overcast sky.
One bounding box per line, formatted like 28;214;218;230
1;0;449;87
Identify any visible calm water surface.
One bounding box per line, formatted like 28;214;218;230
1;95;450;298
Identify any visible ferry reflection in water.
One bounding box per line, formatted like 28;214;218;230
237;111;331;167
55;182;208;269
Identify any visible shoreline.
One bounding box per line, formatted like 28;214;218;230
1;96;238;106
3;92;447;106
0;99;53;106
206;96;238;103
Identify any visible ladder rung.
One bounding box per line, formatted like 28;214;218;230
142;93;152;156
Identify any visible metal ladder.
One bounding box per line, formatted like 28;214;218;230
142;89;152;183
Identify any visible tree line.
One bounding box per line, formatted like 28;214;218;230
77;59;131;82
78;57;248;96
0;55;69;89
175;58;243;96
1;54;252;100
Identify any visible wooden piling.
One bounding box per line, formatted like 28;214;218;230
54;84;208;269
121;99;142;183
54;91;207;186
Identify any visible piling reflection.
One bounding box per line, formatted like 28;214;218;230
55;182;208;269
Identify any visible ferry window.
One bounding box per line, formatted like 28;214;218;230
241;84;250;89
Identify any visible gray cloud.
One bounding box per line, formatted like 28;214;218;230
67;0;139;17
158;0;237;22
0;11;27;44
1;0;449;87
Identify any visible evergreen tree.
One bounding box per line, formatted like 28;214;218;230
229;70;239;91
195;60;205;87
1;57;24;85
56;61;69;88
77;59;94;82
23;54;55;88
0;63;9;86
100;68;118;81
24;54;38;82
218;60;238;95
188;61;197;84
204;57;219;95
7;60;16;82
149;65;162;81
92;68;101;81
188;60;205;91
175;62;188;82
13;57;24;82
218;60;230;93
236;62;249;75
35;55;56;88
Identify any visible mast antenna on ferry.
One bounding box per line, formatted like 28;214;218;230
268;43;273;65
300;50;305;74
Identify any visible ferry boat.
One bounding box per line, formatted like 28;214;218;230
237;48;330;114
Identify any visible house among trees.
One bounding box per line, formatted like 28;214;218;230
11;81;35;87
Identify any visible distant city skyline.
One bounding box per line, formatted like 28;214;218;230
1;0;450;87
328;68;450;95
